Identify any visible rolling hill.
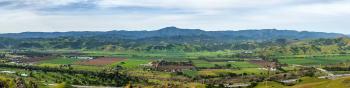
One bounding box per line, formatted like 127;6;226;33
0;27;345;40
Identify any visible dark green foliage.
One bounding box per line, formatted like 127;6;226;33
0;64;136;87
0;27;346;52
0;27;343;40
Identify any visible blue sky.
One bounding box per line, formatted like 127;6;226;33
0;0;349;33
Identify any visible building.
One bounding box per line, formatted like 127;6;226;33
147;60;196;72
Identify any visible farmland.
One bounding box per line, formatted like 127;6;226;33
255;77;350;88
1;48;350;87
75;57;126;66
1;31;350;88
192;60;259;68
1;0;350;87
2;48;350;88
38;57;80;64
278;55;350;65
111;59;150;68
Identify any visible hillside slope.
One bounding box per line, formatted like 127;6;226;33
0;27;345;40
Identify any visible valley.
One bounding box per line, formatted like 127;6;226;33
0;28;350;88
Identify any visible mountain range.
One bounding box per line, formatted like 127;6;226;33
0;27;345;40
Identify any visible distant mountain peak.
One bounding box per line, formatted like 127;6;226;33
158;26;182;31
158;26;202;32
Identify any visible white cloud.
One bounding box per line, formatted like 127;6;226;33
0;0;87;9
292;1;350;16
0;0;349;33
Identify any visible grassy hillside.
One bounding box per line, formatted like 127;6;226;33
255;77;350;88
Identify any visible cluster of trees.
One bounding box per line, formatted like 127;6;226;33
0;27;343;40
324;66;350;71
0;76;15;88
259;45;343;56
0;76;39;88
0;36;265;51
0;64;137;87
0;34;349;54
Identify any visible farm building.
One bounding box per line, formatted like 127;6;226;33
66;56;94;59
224;83;251;88
249;60;277;70
148;60;195;72
76;56;93;59
243;51;253;54
9;56;29;63
140;62;153;67
279;79;298;85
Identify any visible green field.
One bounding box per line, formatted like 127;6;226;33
279;55;350;65
192;60;259;68
110;58;150;68
255;77;350;88
182;70;198;78
4;49;350;87
198;68;267;77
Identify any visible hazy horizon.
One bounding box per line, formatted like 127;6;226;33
0;0;349;33
0;26;345;35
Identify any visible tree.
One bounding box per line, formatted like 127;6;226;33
226;64;232;68
276;38;287;46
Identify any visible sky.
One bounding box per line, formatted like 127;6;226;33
0;0;349;34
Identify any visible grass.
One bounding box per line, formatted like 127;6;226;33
71;65;104;71
185;50;239;57
37;63;104;71
126;69;172;79
229;68;267;75
110;58;150;68
192;60;258;68
198;68;267;77
83;50;241;59
184;83;206;88
231;62;259;68
279;55;350;65
0;75;17;88
182;70;198;78
290;77;350;88
192;60;213;67
254;77;350;88
255;81;285;88
7;49;350;87
297;77;328;84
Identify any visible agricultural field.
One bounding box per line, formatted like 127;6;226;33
255;77;350;88
2;48;350;88
198;68;268;77
279;55;350;65
2;1;350;87
38;57;81;64
75;57;126;66
192;59;259;68
111;59;150;68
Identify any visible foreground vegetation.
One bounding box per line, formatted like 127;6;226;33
1;33;350;87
